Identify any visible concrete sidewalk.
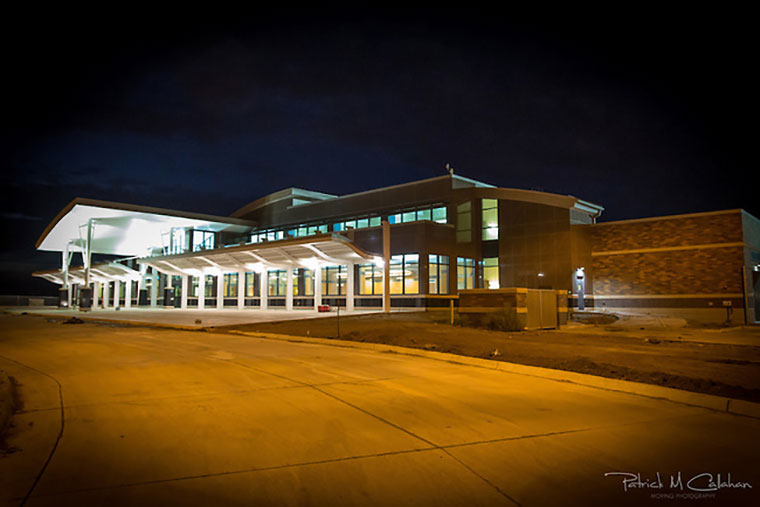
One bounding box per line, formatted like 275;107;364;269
1;314;758;506
5;307;382;328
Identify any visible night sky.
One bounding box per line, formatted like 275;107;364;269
2;10;756;295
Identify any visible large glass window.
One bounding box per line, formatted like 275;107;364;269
456;202;472;243
170;228;186;255
482;199;499;240
245;272;260;297
190;276;199;298
432;206;447;223
457;257;475;290
223;273;238;297
193;230;215;252
390;254;419;295
429;255;450;294
250;230;284;243
204;275;216;297
293;268;314;296
321;266;346;295
482;257;499;289
268;270;287;297
357;264;383;295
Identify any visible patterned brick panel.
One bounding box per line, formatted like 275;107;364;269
592;246;744;295
592;212;742;252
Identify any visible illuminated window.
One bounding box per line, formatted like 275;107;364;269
321;266;346;295
293;269;314;296
223;273;238;297
245;272;260;297
457;257;475;290
390;254;419;295
190;276;199;298
456;202;471;243
482;199;498;240
429;254;449;294
193;230;215;251
482;257;499;289
432;206;447;223
170;228;186;255
268;270;287;297
357;264;383;295
204;275;216;297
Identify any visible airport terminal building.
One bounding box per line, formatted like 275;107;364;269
33;173;760;323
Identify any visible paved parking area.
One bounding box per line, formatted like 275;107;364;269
1;314;758;506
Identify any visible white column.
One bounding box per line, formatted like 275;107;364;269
124;280;132;309
237;271;245;310
286;269;293;311
103;281;110;309
113;280;120;309
314;267;322;311
181;275;188;309
150;269;158;308
67;284;73;309
346;263;355;312
260;271;268;310
216;273;224;309
198;276;205;310
124;279;132;308
93;281;100;309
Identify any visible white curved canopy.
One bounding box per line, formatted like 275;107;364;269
37;198;255;256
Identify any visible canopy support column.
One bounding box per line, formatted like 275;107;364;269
286;269;293;311
260;271;268;310
124;280;132;309
237;271;245;310
314;267;322;312
346;263;355;312
181;275;188;309
216;273;224;309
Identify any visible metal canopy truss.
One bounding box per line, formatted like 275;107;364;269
33;261;141;285
139;234;378;276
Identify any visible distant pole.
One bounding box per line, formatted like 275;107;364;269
383;220;390;313
337;304;340;338
450;299;454;325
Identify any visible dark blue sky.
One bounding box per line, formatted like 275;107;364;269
2;9;757;294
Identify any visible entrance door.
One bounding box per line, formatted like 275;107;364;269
575;272;585;311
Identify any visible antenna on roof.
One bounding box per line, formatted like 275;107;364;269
444;163;454;176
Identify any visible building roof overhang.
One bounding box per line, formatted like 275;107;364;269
36;198;256;256
139;233;376;276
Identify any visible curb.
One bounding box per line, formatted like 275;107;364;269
226;330;760;419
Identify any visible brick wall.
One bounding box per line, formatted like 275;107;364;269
592;211;742;252
592;246;745;295
590;211;745;297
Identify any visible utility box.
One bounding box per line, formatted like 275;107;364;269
458;288;562;330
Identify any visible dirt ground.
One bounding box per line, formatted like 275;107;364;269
220;311;760;403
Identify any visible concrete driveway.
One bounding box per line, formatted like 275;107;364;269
1;314;758;506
